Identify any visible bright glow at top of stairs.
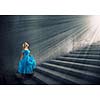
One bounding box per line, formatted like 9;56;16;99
89;16;100;26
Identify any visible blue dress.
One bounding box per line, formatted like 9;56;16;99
18;49;36;74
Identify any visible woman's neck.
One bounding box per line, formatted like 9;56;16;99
23;47;29;50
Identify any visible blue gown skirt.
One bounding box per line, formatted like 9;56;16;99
18;50;36;74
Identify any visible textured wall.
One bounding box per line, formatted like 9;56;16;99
0;15;90;74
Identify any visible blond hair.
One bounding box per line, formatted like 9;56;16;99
22;42;29;48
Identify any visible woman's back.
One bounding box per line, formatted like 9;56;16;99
22;49;30;56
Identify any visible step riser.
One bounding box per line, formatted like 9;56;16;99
32;76;47;85
84;45;100;47
56;58;100;66
47;61;100;74
65;55;100;60
78;49;100;51
72;51;100;53
36;68;77;84
75;49;100;51
42;64;100;83
75;50;100;51
81;48;100;50
35;71;63;85
80;45;100;47
71;52;100;55
80;46;100;48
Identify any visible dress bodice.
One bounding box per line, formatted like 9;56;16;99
22;50;30;56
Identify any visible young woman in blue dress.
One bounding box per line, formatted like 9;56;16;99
17;42;36;78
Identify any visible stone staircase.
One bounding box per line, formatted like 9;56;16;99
21;42;100;85
2;42;100;85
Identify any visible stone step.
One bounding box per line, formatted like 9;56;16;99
56;56;100;66
36;66;91;84
15;73;39;85
23;79;38;85
65;54;100;60
41;62;100;84
70;52;100;55
82;46;100;50
46;59;100;73
34;71;63;85
75;49;100;52
78;48;100;51
72;50;100;53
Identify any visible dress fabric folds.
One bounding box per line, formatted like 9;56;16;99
18;50;36;74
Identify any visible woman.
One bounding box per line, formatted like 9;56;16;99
17;42;36;78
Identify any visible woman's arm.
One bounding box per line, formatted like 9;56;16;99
20;53;23;60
